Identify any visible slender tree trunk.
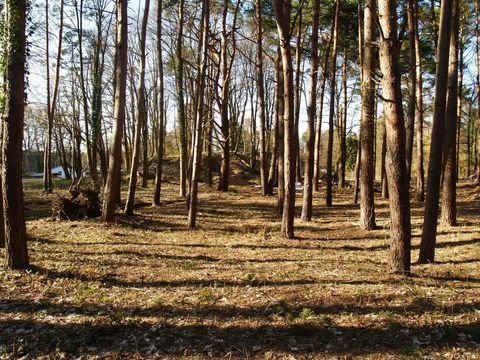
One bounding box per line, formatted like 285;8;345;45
2;0;29;268
176;0;187;197
405;0;416;183
313;68;329;191
256;0;268;196
188;0;209;229
455;31;463;180
326;0;340;207
353;0;364;204
273;0;296;238
378;0;411;273
102;0;128;222
276;50;285;215
44;0;64;193
267;54;282;196
359;0;376;230
218;0;241;192
44;0;53;194
418;0;453;263
153;0;164;206
414;0;425;202
381;123;389;199
301;0;320;221
440;0;458;227
125;0;149;216
338;51;347;189
294;9;303;184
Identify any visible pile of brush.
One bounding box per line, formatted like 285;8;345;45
52;183;101;220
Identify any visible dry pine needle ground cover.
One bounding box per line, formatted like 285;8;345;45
1;177;479;359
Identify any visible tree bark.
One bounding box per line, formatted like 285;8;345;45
102;0;128;222
176;0;187;197
273;0;296;238
153;0;164;206
301;0;320;221
2;0;29;268
405;0;416;183
326;0;340;207
187;0;209;229
256;0;268;196
359;0;376;230
414;0;425;202
418;0;453;263
378;0;411;273
275;49;285;215
440;0;458;227
124;0;150;216
338;52;347;189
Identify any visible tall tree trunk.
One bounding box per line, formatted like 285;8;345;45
276;50;285;214
256;0;268;196
125;0;149;216
267;53;282;196
381;122;389;199
188;0;209;229
338;51;347;189
102;0;128;222
273;0;296;238
326;0;340;207
2;0;29;268
218;0;241;193
153;0;164;206
142;105;149;188
440;0;458;227
176;0;187;197
44;0;53;194
405;0;416;183
301;0;320;221
353;0;364;204
313;56;329;192
359;0;377;230
378;0;411;273
455;30;463;180
44;0;64;193
294;9;303;184
418;0;453;263
414;0;425;202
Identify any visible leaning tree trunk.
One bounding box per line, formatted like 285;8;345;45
378;0;411;273
102;0;128;222
440;0;459;227
2;0;29;269
301;0;320;221
124;0;149;216
359;0;377;230
418;0;453;263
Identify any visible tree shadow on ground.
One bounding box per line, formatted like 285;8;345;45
0;317;478;358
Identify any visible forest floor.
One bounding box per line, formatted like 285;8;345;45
1;170;480;359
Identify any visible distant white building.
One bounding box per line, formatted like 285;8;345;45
50;166;69;179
